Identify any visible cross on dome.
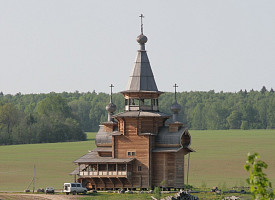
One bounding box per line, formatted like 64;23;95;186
173;83;178;102
136;14;148;48
106;84;116;121
139;14;145;34
109;84;114;103
170;83;181;121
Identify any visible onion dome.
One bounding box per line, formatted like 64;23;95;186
106;102;116;113
170;102;181;114
136;34;148;44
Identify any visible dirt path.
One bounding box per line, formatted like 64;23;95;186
0;193;80;200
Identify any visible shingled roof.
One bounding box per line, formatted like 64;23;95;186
74;150;135;164
113;110;170;118
125;49;158;92
124;32;159;93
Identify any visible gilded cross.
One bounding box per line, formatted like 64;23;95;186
139;14;145;34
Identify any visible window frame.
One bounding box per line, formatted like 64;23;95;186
127;151;136;156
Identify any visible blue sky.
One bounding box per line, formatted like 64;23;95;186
1;0;275;94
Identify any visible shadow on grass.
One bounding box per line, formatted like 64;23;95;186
79;192;153;200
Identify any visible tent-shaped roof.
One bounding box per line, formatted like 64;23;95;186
125;49;158;92
124;33;159;93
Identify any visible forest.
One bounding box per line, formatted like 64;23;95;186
0;86;274;145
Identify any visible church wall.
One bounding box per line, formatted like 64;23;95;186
118;117;166;135
174;149;185;188
138;117;166;134
139;118;154;133
114;134;150;188
125;118;138;135
152;151;185;188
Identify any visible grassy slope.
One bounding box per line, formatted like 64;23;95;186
188;129;275;188
0;132;97;191
0;130;274;191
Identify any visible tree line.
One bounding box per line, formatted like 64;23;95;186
0;94;86;145
0;86;274;144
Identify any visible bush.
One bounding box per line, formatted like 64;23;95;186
184;184;194;190
244;152;275;199
153;187;161;200
241;121;249;130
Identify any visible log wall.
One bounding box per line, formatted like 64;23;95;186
114;124;151;188
152;150;186;188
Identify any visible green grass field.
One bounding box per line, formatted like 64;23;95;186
0;130;274;192
0;133;97;191
189;129;275;188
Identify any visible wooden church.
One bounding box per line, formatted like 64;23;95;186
72;16;194;190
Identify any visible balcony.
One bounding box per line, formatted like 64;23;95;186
78;163;132;178
79;171;131;178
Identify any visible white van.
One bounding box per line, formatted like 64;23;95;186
63;183;87;195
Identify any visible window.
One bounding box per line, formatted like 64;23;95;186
138;166;142;171
140;99;144;105
127;151;136;156
144;99;151;105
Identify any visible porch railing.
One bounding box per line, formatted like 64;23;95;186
79;171;131;177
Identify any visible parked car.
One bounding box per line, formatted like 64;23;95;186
45;187;55;194
63;183;87;195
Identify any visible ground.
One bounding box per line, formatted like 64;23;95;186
0;193;78;200
0;192;253;200
0;130;274;192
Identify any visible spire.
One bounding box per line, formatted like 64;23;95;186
125;14;158;92
106;84;116;122
170;84;181;122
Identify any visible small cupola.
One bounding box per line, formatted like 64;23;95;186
169;84;184;132
170;84;181;122
103;84;117;132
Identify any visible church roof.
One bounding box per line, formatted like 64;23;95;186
95;125;113;146
155;126;191;147
73;150;135;164
113;111;170;118
152;147;194;153
125;47;158;92
95;125;122;146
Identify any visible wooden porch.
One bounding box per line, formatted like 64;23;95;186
78;163;132;178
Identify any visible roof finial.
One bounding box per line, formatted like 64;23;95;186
109;84;114;103
139;14;144;34
173;83;178;103
171;84;181;122
137;14;147;49
106;84;116;122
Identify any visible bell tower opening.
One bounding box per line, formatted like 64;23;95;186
124;96;159;111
